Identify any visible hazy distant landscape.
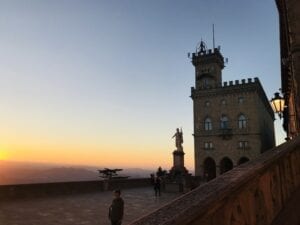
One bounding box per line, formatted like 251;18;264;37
0;160;153;185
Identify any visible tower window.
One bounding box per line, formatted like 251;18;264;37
203;78;209;87
238;97;244;104
221;99;227;105
238;114;247;129
204;118;212;131
220;115;229;129
204;142;213;150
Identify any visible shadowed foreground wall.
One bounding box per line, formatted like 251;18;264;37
131;137;300;225
0;178;151;200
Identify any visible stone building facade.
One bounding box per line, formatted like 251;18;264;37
190;43;275;179
276;0;300;139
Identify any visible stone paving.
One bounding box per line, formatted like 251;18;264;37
0;187;182;225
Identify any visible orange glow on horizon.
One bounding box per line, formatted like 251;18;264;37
2;141;194;171
1;128;194;171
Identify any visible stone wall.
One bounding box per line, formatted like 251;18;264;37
276;0;300;138
193;78;275;177
130;136;300;225
0;178;151;201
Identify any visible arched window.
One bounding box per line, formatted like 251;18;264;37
204;118;212;131
238;114;247;129
220;115;229;129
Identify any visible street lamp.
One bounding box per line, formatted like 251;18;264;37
270;92;285;119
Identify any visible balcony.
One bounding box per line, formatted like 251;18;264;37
219;128;233;139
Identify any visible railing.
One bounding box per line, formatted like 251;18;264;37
219;128;233;139
0;178;151;200
130;136;300;225
195;127;243;137
195;122;252;137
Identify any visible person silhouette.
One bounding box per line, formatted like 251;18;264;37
108;190;124;225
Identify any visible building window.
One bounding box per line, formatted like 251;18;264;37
220;115;229;129
238;141;249;149
205;101;211;107
238;97;244;104
203;79;209;86
204;142;213;150
238;114;247;129
204;118;212;131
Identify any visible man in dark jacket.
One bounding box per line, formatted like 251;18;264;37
109;190;124;225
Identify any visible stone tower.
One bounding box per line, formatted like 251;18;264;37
190;41;275;180
192;41;224;89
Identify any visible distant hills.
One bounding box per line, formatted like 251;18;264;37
0;160;154;185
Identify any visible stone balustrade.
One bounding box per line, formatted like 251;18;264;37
130;136;300;225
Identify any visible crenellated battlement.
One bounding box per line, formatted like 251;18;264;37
190;76;274;120
190;77;260;92
192;47;222;58
191;47;224;69
222;77;259;87
190;40;225;72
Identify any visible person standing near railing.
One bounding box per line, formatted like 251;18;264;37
108;190;124;225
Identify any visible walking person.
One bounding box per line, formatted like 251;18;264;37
154;176;161;197
108;190;124;225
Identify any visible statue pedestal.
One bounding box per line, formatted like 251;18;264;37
171;150;187;174
165;129;192;192
165;149;190;193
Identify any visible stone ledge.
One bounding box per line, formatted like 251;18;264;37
0;178;151;201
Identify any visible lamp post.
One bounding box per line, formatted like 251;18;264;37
270;92;290;141
270;92;285;119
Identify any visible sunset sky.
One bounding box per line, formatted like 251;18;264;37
0;0;285;170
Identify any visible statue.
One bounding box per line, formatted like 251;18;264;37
200;41;206;52
196;40;207;53
172;128;183;151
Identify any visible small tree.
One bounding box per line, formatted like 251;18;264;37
98;168;123;180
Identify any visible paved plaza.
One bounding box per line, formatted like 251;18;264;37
0;187;181;225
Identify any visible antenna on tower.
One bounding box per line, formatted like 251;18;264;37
212;23;215;50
